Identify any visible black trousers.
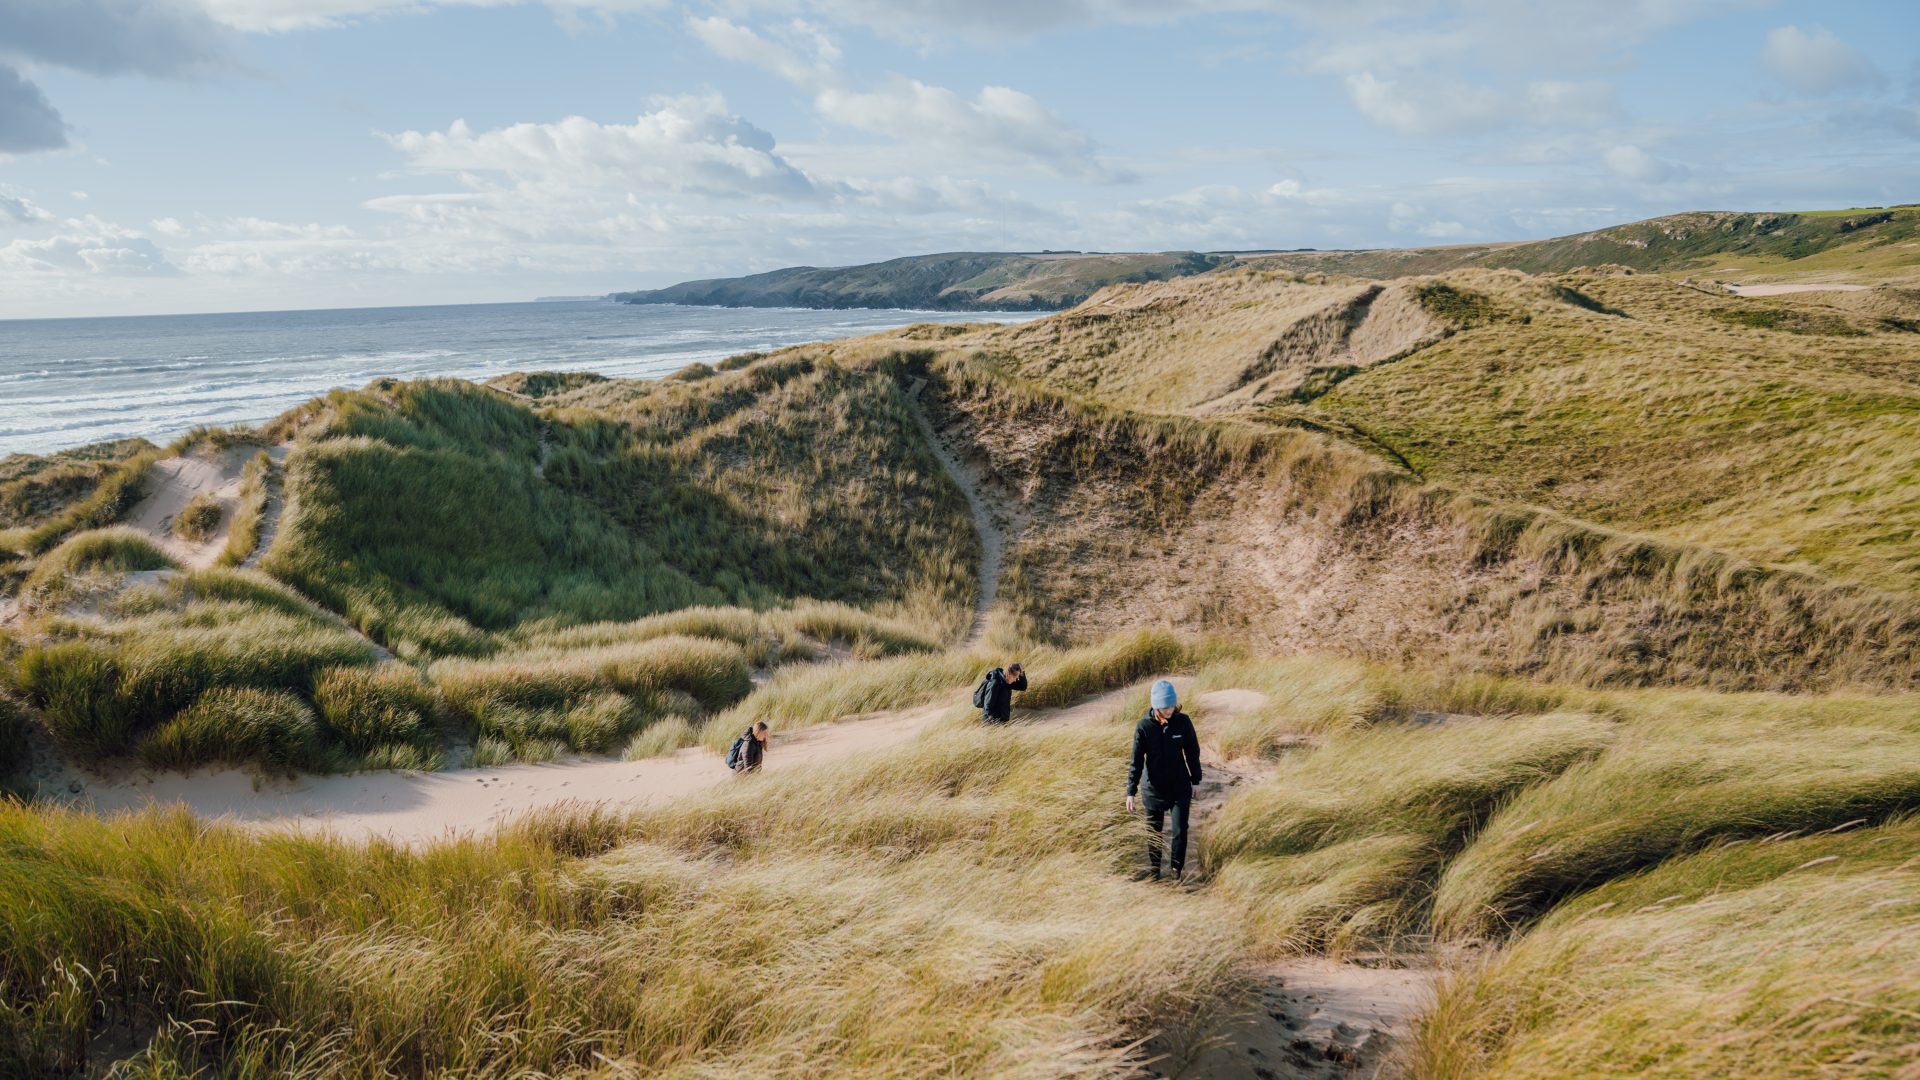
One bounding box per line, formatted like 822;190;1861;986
1145;798;1191;876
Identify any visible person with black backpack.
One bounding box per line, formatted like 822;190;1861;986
726;721;769;773
972;662;1027;724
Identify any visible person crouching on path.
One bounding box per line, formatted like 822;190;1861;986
728;721;769;773
1126;679;1202;881
975;662;1028;724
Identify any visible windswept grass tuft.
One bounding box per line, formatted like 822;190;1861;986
171;491;225;542
137;687;322;774
1413;819;1920;1078
1206;713;1614;951
1016;629;1240;709
0;691;28;783
711;649;985;744
312;664;439;753
2;448;161;556
433;635;751;758
12;579;377;762
1432;690;1920;938
216;450;272;567
1185;654;1575;760
19;527;176;607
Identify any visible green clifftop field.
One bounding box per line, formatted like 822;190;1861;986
609;206;1920;314
2;216;1919;1077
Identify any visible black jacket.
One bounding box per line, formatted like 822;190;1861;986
981;667;1028;721
1127;709;1202;805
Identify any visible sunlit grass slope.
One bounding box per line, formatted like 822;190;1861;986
267;355;977;657
1305;272;1920;594
4;636;1917;1076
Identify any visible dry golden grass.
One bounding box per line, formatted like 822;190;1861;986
0;701;1245;1078
1413;819;1920;1079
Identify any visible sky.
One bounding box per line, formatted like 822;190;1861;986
0;0;1916;318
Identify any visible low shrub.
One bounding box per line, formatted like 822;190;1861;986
14;603;375;760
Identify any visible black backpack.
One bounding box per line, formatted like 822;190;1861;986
972;670;997;710
725;732;749;770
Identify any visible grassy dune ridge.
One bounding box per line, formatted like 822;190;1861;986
920;343;1920;690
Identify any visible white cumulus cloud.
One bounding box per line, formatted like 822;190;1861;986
1761;25;1885;96
383;95;818;199
816;79;1127;181
0;218;175;275
0;191;52;224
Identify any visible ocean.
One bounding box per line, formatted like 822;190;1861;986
0;300;1037;457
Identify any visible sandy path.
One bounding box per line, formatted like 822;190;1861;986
49;680;1174;845
905;378;1021;648
1162;686;1436;1080
1724;282;1871;296
46;673;1434;1070
53;701;952;845
1178;959;1435;1079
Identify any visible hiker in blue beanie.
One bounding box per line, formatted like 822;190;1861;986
1125;679;1203;881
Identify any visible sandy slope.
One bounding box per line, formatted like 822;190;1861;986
125;446;257;569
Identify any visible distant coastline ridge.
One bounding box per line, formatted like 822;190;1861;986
610;208;1920;312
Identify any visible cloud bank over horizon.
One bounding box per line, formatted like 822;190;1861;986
0;0;1914;316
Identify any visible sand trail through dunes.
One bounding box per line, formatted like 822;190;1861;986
45;679;1255;847
48;700;955;846
906;379;1024;648
239;443;290;569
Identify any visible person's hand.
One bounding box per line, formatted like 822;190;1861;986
1125;795;1136;814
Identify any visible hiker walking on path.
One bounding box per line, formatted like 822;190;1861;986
1126;680;1202;881
973;662;1028;724
727;722;769;773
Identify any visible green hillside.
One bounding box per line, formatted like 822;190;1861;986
610;250;1231;311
